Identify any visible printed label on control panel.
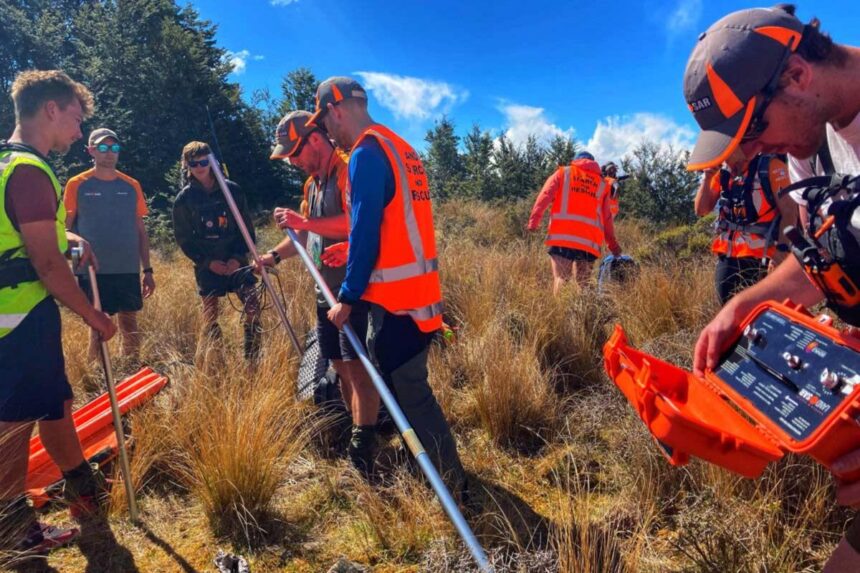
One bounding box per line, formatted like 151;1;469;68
716;310;860;442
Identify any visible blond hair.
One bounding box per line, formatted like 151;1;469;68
181;141;211;163
11;70;95;121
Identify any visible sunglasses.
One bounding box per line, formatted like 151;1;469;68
741;46;794;143
95;143;121;153
187;158;210;168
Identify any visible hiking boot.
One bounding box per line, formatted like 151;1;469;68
348;425;377;479
63;461;108;522
16;521;79;555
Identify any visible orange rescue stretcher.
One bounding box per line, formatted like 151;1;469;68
26;366;168;507
604;300;860;479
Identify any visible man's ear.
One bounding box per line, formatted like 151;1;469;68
42;100;59;121
780;53;814;93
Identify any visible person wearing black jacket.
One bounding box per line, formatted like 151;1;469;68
171;141;261;360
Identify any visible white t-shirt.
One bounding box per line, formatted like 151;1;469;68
788;111;860;205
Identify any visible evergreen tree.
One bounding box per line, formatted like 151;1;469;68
620;141;699;225
423;115;464;200
462;123;497;200
278;67;318;116
546;134;578;169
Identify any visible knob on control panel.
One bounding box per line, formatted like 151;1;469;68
782;352;803;370
744;325;763;345
821;369;843;391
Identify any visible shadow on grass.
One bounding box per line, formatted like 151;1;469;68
140;524;200;573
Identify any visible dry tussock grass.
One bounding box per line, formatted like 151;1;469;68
2;200;846;572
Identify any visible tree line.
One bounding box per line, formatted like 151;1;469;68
0;0;699;228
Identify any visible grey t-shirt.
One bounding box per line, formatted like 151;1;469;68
306;153;348;307
64;168;146;275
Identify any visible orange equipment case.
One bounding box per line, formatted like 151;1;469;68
604;300;860;479
26;366;168;507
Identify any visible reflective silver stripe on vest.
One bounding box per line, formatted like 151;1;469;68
721;220;774;236
0;313;27;329
560;166;571;213
551;213;600;225
365;129;443;322
407;301;445;322
367;129;427;267
546;234;601;252
369;257;439;283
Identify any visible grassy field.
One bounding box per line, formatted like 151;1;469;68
2;200;851;572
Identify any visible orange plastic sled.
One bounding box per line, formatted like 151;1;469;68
604;300;860;479
26;366;168;507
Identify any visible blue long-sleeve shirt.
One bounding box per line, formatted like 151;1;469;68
338;137;395;305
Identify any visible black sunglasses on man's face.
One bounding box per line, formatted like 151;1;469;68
187;158;210;168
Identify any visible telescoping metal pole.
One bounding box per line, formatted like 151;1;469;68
83;261;140;523
207;154;303;356
282;227;492;572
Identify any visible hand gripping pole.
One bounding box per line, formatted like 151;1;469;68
85;264;140;523
283;227;492;572
207;154;303;356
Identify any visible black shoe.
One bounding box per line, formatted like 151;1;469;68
348;425;377;479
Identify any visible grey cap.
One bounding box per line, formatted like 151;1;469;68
88;127;119;146
683;5;803;170
306;76;368;127
271;111;315;160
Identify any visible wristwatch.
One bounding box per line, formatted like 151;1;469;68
269;250;282;265
143;267;154;274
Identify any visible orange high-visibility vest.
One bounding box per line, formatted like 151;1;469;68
545;161;608;257
711;156;781;260
352;125;443;333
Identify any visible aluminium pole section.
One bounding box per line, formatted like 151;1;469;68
83;261;140;523
283;227;492;573
207;154;303;356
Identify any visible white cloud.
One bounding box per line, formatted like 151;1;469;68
353;71;468;121
271;0;298;5
666;0;702;34
585;113;696;164
224;50;263;75
497;103;575;147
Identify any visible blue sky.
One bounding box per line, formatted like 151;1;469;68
194;0;857;160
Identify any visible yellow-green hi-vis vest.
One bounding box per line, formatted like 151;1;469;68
0;148;67;338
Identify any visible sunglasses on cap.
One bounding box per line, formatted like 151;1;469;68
95;143;121;153
187;158;210;168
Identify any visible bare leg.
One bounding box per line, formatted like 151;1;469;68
117;311;140;361
201;295;221;339
550;254;574;296
342;360;379;426
573;260;595;288
37;400;86;473
824;539;860;573
88;318;115;362
0;421;36;500
332;359;354;412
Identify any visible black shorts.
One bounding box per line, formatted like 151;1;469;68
194;265;258;298
316;301;369;361
78;273;143;315
548;246;597;262
0;297;73;422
